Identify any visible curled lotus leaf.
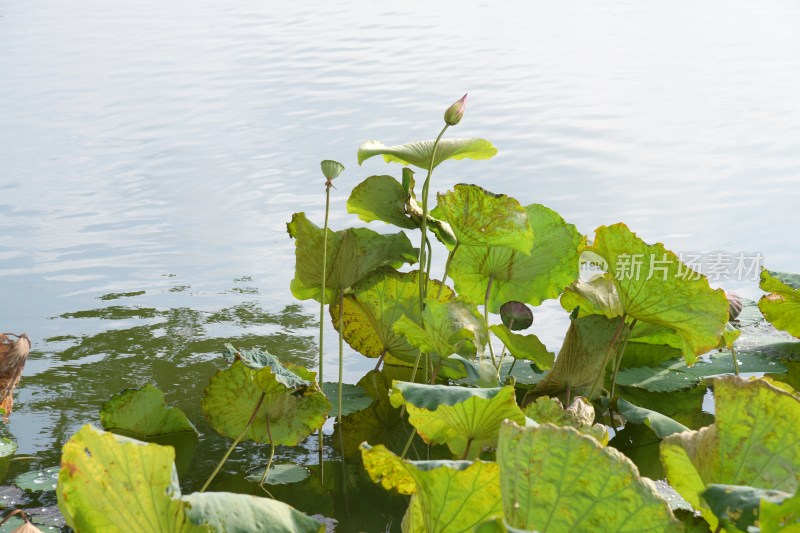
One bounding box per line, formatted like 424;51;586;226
488;324;554;370
759;269;800;338
523;396;609;445
389;382;524;458
346;175;418;230
223;344;310;389
100;383;198;438
357;138;497;170
590;223;729;365
615;398;689;438
449;204;583;312
498;421;681;532
435;184;533;254
660;377;800;531
287;212;417;303
360;443;502;533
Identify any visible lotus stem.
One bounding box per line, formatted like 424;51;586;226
338;289;344;425
496;318;513;375
610;319;637;398
730;345;740;376
484;276;498;371
317;179;332;469
410;124;449;385
587;314;627;400
461;439;473;460
200;392;266;492
259;415;276;488
436;243;460;300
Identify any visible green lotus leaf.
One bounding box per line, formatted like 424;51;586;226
449;354;501;388
16;466;59;492
701;484;792;532
202;360;329;446
498;421;681;532
590;223;729;364
449;204;583;312
661;377;800;530
390;382;524;458
320;159;344;181
392;299;486;363
320;382;373;417
561;275;623;319
287;212;417;303
57;425;322;532
347;175;418;229
0;437;17;483
224;344;311;388
435;184;533;254
357;138;497;170
489;324;554;370
759;269;800;338
361;443;502;533
760;485;800;531
531;314;627;400
330;267;454;360
523;396;609;444
615;351;785;392
499;301;533;330
334;370;428;460
616;398;689;438
100;383;198;438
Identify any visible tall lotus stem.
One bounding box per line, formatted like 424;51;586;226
259;415;276;488
318;160;344;469
610;319;637;398
337;288;345;428
484;276;499;372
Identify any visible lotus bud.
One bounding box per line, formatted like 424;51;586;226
443;94;467;126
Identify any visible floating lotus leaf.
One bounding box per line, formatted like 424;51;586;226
100;384;198;438
498;421;681;532
759;269;800;338
390;382;524;458
435;184;533;254
499;301;533;330
392;299;486;364
245;464;310;485
57;425;322;532
202;360;329;446
616;398;689;438
760;486;800;531
320;159;344;181
320;382;373;417
360;444;502;533
489;324;554;370
523;396;608;444
329;267;454;360
615;351;785;392
0;437;17;482
531;314;626;400
661;377;800;530
701;484;792;532
449;204;583;312
590;223;729;365
287;212;417;303
346;175;418;229
357;138;497;170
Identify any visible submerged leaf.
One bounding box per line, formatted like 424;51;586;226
590;223;729;365
360;444;502;533
449;204;583;312
287;212;417;303
759;269;800;339
390;383;524;458
435;184;533;254
498;421;681;532
357;138;497;170
57;425;322;532
661;377;800;530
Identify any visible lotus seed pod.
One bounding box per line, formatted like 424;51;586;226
444;94;467;126
320;160;345;181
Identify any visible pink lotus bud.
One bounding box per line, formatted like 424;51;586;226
444;94;467;126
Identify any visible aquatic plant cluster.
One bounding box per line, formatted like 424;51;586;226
5;98;800;532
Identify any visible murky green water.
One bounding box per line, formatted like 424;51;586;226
2;0;800;530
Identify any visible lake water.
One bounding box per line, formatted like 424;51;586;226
1;0;800;529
